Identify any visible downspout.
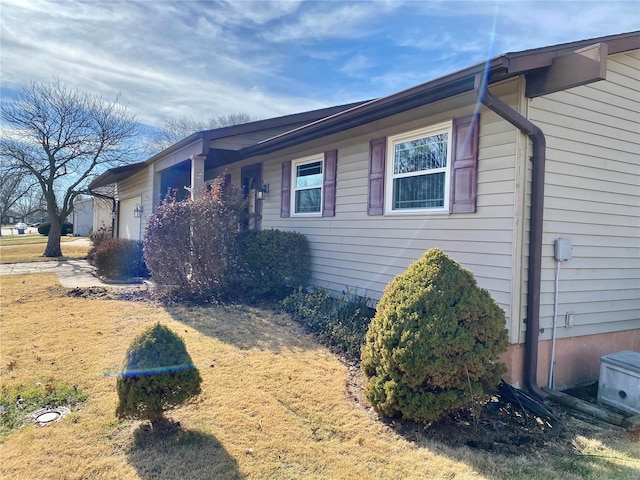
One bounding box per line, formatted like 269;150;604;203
474;75;548;401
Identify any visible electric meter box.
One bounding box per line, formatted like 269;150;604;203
597;350;640;415
554;238;572;262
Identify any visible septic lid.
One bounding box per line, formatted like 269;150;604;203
29;407;70;426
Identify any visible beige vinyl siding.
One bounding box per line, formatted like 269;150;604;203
528;50;640;340
115;166;155;239
214;81;523;334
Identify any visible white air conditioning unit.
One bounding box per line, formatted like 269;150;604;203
597;350;640;415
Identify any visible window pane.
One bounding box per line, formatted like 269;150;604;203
394;133;448;174
295;188;321;213
296;161;323;188
393;172;445;209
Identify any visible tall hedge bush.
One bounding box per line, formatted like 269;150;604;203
361;248;508;424
143;179;247;301
234;229;311;301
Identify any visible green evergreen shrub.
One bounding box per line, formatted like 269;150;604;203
38;221;73;236
116;323;201;427
361;248;508;424
234;229;311;301
93;238;148;280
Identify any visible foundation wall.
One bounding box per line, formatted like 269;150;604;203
501;329;640;390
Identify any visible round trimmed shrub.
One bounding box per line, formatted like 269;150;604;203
361;248;508;424
38;221;73;236
115;323;201;427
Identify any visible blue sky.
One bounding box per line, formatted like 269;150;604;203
1;0;638;129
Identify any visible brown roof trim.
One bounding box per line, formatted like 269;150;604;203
145;101;371;164
505;30;640;73
92;101;372;189
239;57;511;157
239;30;639;158
201;101;370;142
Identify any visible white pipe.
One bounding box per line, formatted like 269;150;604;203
548;261;561;389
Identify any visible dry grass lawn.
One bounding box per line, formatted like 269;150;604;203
1;274;638;480
0;236;90;263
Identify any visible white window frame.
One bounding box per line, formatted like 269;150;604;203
291;154;324;216
385;121;453;215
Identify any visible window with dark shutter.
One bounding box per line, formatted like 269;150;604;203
322;149;337;217
450;114;480;214
281;160;291;218
368;137;386;215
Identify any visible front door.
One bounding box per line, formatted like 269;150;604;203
241;163;262;229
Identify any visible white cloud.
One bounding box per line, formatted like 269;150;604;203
339;53;376;77
219;0;303;25
0;0;316;126
262;1;399;43
1;0;637;137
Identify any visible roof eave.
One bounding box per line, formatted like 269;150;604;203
239;58;510;157
88;162;147;190
238;30;639;159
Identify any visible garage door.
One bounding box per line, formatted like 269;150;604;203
119;196;141;240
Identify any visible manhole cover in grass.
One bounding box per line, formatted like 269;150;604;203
29;407;70;426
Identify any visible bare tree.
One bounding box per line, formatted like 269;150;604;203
150;112;257;153
0;79;139;256
0;169;32;236
13;187;46;222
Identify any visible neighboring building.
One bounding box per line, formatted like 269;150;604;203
1;210;22;225
71;197;93;236
90;31;640;394
70;196;114;237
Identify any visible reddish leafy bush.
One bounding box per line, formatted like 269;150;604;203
93;238;148;280
87;224;113;262
143;179;247;301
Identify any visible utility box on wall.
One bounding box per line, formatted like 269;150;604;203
597;350;640;415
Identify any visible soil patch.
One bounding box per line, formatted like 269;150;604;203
341;354;631;456
61;286;151;302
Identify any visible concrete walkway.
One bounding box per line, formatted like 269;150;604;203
0;258;142;288
0;236;143;288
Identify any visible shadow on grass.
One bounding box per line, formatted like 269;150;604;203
128;421;243;480
165;303;320;353
389;407;640;480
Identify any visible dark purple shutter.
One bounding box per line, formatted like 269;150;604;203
224;174;231;189
368;137;386;215
450;114;480;214
322;149;338;217
281;160;291;218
